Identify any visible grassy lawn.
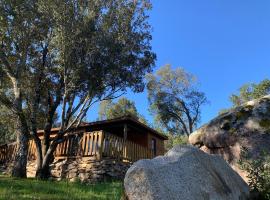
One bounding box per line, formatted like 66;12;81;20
0;175;123;200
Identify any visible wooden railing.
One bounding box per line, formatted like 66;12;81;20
0;131;154;163
55;131;103;157
102;132;154;162
0;143;17;163
28;140;37;160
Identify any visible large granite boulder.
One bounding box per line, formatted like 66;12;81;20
124;145;249;200
189;95;270;181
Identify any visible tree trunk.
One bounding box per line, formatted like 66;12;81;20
11;119;29;178
35;143;57;179
35;94;60;180
35;163;51;179
33;136;43;177
10;76;30;178
42;122;52;158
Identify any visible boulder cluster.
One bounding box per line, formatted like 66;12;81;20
123;95;270;199
189;95;270;180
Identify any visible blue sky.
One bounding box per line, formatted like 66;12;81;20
87;0;270;126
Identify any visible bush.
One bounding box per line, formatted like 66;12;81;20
239;149;270;200
165;135;189;151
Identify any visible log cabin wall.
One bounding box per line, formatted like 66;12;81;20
147;133;165;156
126;130;148;148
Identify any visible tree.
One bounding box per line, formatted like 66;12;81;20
0;106;16;145
0;69;15;144
98;100;114;120
98;97;148;124
146;65;207;136
0;0;155;178
165;134;188;151
0;0;37;176
230;79;270;107
98;97;138;119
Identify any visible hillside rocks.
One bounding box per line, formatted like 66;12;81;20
189;95;270;181
26;157;131;182
124;145;249;200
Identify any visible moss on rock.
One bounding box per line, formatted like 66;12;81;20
228;127;237;135
259;119;270;130
235;106;252;121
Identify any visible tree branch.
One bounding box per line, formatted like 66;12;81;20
165;108;189;135
0;47;15;78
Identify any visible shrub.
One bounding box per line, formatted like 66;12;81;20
165;135;189;151
239;149;270;200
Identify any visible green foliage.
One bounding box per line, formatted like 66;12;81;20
0;0;156;177
259;119;270;131
228;127;237;135
235;109;251;121
230;79;270;107
0;175;122;200
99;98;138;120
239;149;270;200
165;135;189;151
146;65;207;136
98;97;148;124
0;0;156;127
220;79;270;114
98;100;114;121
218;108;231;115
0;106;15;145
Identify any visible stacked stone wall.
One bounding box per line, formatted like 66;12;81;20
27;157;131;182
2;157;131;183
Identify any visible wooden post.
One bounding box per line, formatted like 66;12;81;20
123;124;128;161
124;124;127;141
97;131;104;160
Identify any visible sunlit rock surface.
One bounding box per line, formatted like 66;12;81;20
189;95;270;181
124;146;249;200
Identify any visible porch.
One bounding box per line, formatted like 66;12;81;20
0;131;154;164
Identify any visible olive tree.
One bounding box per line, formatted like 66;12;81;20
0;0;155;178
0;0;50;177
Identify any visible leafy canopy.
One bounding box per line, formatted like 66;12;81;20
147;65;207;136
0;0;156;178
230;79;270;107
98;97;148;124
0;0;155;132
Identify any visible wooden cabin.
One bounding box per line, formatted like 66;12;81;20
0;117;168;164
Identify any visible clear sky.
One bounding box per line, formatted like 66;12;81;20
87;0;270;126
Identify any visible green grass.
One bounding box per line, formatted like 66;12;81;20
0;175;123;200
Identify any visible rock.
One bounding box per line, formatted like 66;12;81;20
69;177;78;182
189;95;270;181
67;172;77;178
124;145;249;200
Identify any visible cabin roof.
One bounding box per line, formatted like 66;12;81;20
37;116;168;140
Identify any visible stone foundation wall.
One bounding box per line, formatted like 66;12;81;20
26;157;131;182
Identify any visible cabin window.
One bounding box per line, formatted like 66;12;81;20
151;138;157;156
